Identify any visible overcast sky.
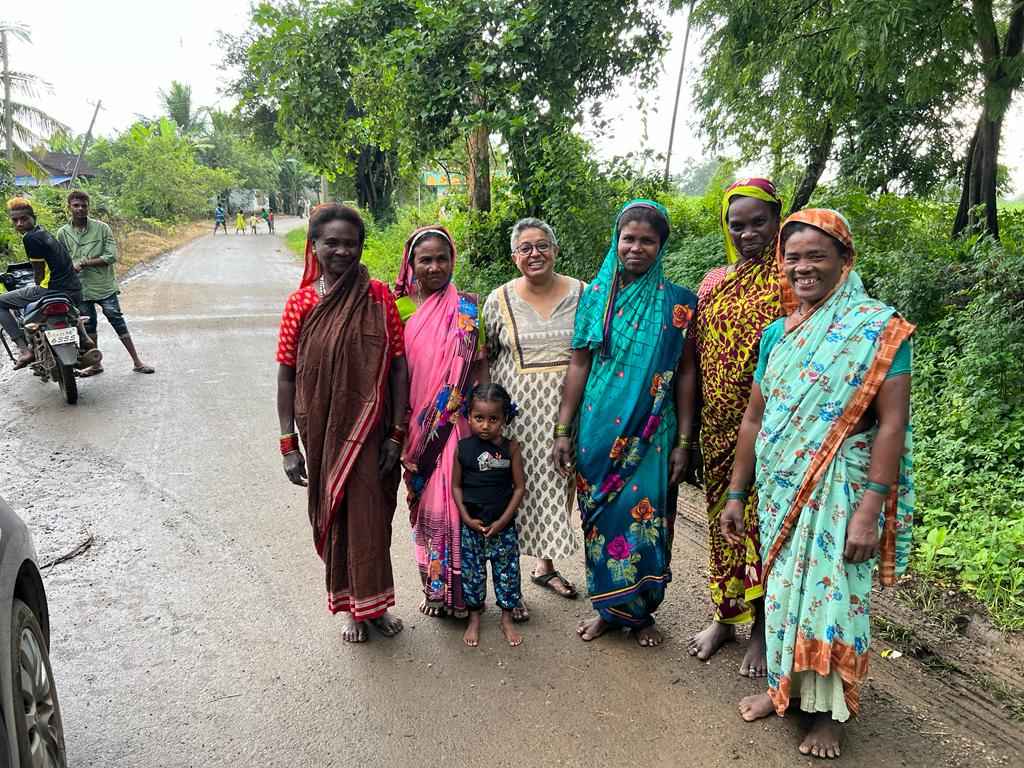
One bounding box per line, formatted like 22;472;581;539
8;1;1023;195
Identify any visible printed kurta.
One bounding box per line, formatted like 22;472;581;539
483;279;583;560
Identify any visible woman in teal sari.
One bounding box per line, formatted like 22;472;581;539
552;199;698;647
721;209;914;758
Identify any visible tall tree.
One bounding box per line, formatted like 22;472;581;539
0;23;69;174
354;0;668;213
953;1;1024;238
221;1;414;222
159;80;207;135
693;1;972;212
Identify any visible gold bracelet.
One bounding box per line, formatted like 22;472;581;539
677;435;694;449
553;423;570;438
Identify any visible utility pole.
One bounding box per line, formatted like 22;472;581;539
664;0;696;185
69;99;102;186
2;30;12;166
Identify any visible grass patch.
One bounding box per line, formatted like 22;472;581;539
285;227;307;258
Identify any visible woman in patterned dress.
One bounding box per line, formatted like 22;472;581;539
395;226;487;619
723;209;914;758
552;199;698;647
688;178;784;675
483;218;584;621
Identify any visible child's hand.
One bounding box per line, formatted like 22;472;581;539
485;518;509;538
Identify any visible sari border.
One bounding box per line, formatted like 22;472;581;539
769;633;869;718
762;315;915;583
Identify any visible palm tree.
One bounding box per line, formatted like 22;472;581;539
1;23;69;174
159;81;208;135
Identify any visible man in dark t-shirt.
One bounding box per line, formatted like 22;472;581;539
1;197;95;369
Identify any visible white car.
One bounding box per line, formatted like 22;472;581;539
0;495;65;767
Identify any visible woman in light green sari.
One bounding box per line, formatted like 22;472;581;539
720;209;914;759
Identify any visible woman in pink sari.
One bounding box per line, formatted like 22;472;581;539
396;226;487;617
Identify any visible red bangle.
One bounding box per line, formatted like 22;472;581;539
280;433;299;455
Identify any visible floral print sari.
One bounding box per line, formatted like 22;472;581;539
757;209;915;720
573;200;697;628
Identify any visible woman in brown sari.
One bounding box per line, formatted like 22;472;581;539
276;204;409;643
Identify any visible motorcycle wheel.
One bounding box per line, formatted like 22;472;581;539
56;363;78;405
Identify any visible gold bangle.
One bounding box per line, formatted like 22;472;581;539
554;423;570;438
677;435;694;449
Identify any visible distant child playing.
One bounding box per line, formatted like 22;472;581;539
452;383;526;648
235;210;246;234
249;213;259;235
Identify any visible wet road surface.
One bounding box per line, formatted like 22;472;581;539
0;219;1009;766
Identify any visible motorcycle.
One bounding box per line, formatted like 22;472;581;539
1;261;92;405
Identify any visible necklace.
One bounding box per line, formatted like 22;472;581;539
317;276;326;297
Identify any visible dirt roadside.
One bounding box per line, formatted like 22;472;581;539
678;487;1024;760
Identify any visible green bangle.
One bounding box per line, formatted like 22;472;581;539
865;481;891;496
727;489;749;502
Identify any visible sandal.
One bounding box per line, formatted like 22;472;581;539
531;570;578;599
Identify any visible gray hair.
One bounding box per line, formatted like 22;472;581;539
510;217;558;251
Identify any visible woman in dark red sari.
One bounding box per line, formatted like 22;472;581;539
276;204;409;643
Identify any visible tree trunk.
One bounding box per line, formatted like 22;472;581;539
466;124;491;212
788;122;835;214
953;116;1001;238
355;146;397;223
952;1;1023;239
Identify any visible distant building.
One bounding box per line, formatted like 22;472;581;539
11;152;99;187
420;171;467;198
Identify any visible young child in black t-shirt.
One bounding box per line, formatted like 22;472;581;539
452;383;526;648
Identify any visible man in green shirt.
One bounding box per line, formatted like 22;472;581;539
56;190;155;376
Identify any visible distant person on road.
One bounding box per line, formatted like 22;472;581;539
260;207;270;232
688;178;784;676
1;197;99;370
723;209;914;758
214;204;227;235
276;204;408;643
249;213;258;235
482;217;583;623
235;210;246;234
395;225;487;620
452;384;525;648
552;199;697;648
56;190;155;376
268;210;275;234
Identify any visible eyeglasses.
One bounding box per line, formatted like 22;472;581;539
514;241;553;256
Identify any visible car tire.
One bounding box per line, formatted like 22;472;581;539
10;599;65;768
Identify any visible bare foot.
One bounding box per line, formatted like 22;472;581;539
634;623;663;647
576;615;610;642
799;714;843;759
369;610;403;637
739;627;768;678
342;615;368;643
500;610;523;647
688;620;735;660
738;693;776;722
463;611;481;647
512;599;530;623
740;600;768;677
419;599;444;618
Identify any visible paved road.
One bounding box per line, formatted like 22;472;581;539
0;220;1005;766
